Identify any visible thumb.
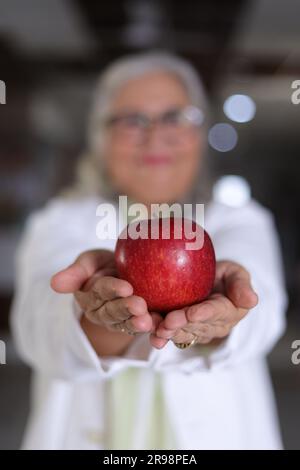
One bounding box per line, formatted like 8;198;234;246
51;249;113;293
221;262;258;309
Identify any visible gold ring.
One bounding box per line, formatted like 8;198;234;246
174;334;198;349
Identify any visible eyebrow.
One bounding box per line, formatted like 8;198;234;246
108;105;190;116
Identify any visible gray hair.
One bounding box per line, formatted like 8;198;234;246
71;51;212;202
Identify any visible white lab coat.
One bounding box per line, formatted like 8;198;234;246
11;196;287;450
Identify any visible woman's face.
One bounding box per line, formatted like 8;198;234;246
103;71;205;205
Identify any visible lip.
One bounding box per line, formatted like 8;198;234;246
140;154;173;166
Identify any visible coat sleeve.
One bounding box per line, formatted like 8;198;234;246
207;202;287;369
155;201;288;373
10;199;155;382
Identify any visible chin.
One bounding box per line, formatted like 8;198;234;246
123;177;192;206
134;189;186;206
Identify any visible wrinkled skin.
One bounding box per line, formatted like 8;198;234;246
51;250;258;349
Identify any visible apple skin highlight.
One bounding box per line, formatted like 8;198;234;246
115;217;216;313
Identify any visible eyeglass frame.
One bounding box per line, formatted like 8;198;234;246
103;105;205;137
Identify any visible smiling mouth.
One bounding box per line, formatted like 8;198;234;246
140;154;173;166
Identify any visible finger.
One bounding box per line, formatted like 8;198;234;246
180;321;213;337
149;313;169;348
88;295;148;325
216;261;258;309
154;312;178;339
82;267;117;291
125;313;153;333
155;325;176;339
51;250;114;293
172;325;227;345
149;333;168;349
213;324;232;339
180;322;228;343
75;275;133;313
161;310;188;330
186;293;238;324
171;328;199;345
226;276;258;309
151;312;165;333
90;276;133;301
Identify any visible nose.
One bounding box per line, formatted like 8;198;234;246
142;122;161;144
141;122;175;147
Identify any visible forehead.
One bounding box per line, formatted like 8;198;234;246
111;71;190;113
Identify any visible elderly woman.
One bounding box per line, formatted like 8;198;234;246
11;52;287;450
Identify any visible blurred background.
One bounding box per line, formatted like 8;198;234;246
0;0;300;449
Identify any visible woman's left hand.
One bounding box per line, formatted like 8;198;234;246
150;260;258;349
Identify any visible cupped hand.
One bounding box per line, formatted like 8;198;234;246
150;260;258;349
51;249;153;335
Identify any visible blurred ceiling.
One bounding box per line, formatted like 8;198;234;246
1;0;299;89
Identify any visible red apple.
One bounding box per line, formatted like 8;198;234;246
115;217;216;312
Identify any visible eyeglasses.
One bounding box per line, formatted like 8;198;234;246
104;105;204;143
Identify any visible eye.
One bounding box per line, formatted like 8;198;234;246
122;114;147;128
161;109;182;125
106;113;147;129
161;106;204;127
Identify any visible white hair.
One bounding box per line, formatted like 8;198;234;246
71;51;211;201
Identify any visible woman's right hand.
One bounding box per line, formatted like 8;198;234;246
50;249;153;336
